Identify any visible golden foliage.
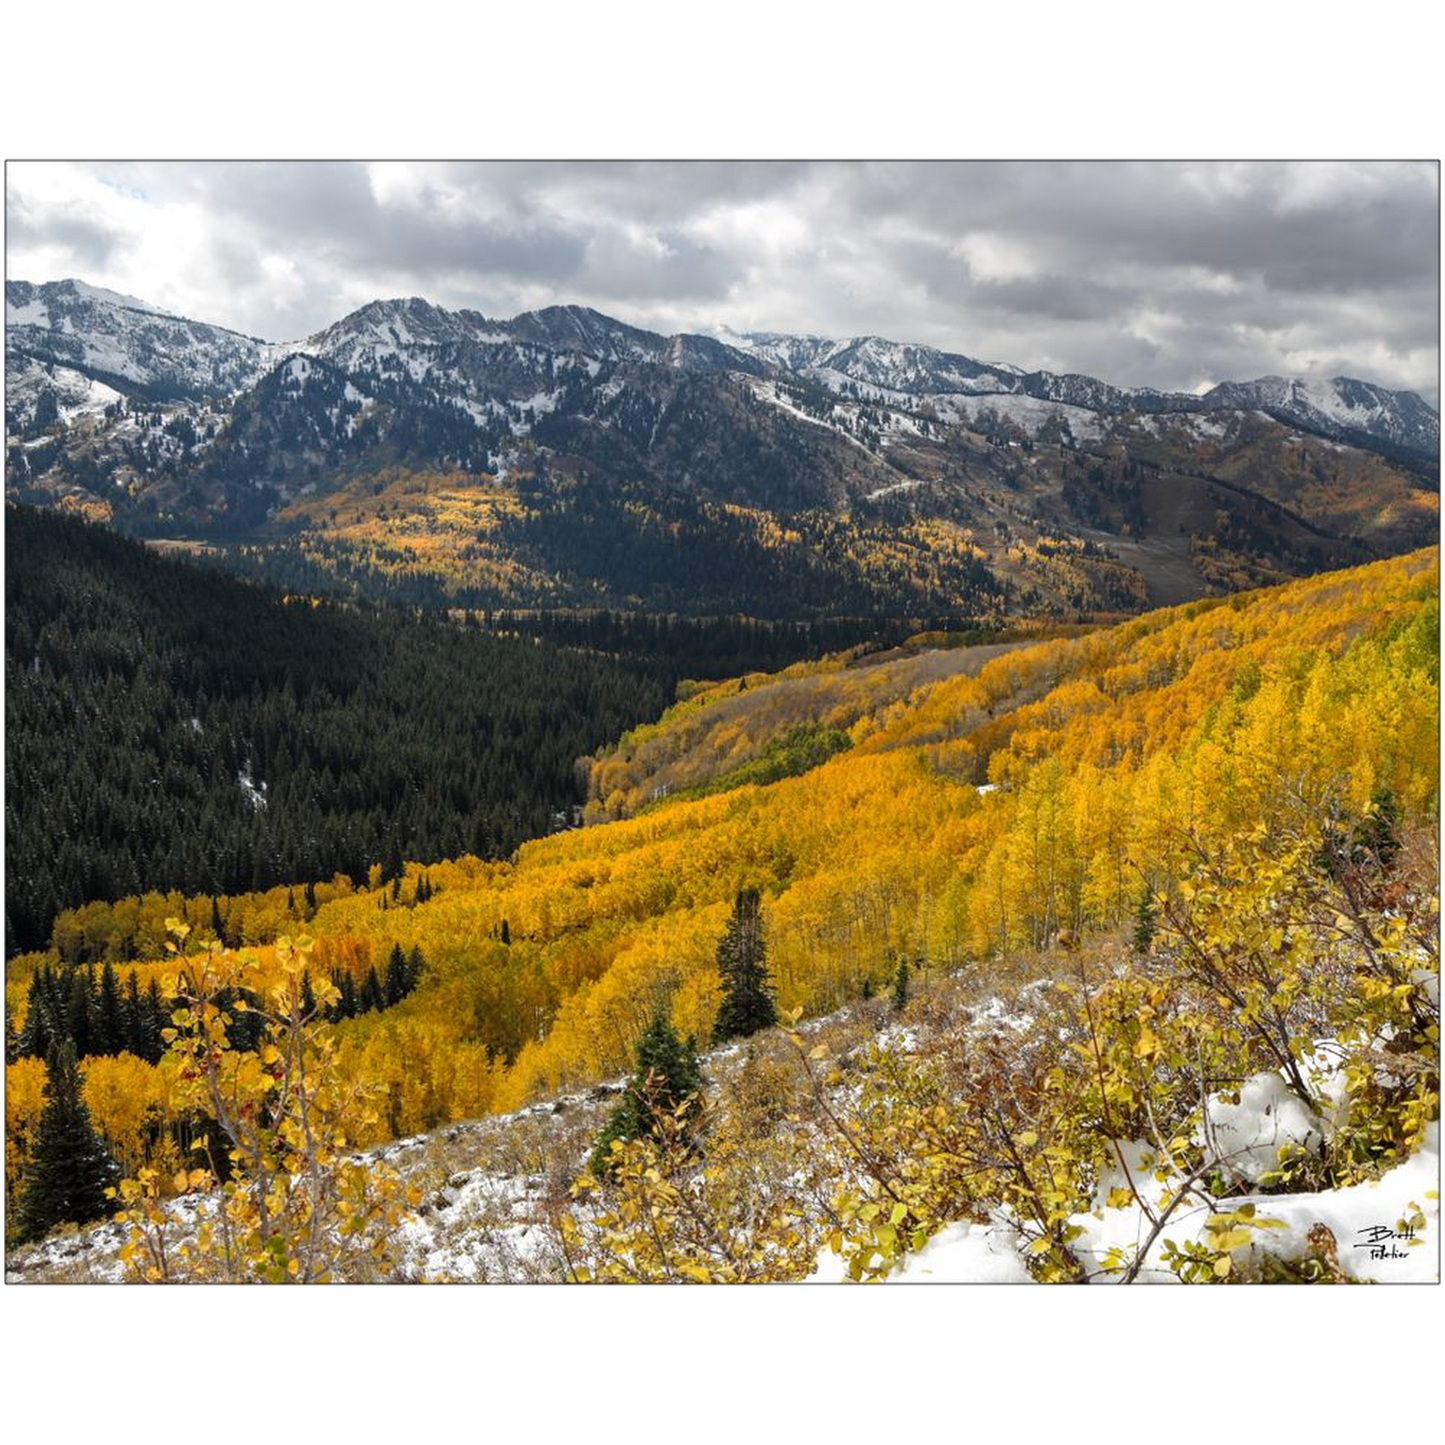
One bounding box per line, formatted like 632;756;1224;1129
15;549;1437;1195
111;928;417;1282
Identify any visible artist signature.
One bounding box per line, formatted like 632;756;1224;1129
1353;1222;1419;1261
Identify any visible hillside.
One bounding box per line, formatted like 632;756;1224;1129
2;503;673;954
580;625;1080;820
7;549;1435;1225
9;964;1437;1284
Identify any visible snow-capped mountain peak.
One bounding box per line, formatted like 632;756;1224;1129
5;278;176;327
6;278;269;403
7;281;1438;466
1199;374;1439;456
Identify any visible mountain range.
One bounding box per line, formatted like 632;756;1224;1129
6;278;1439;618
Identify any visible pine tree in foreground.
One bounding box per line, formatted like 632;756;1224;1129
891;956;910;1015
590;1010;702;1176
1132;885;1158;955
16;1041;119;1243
711;887;778;1044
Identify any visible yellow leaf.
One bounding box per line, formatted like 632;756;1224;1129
1134;1024;1160;1060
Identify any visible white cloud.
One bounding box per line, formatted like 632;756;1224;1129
950;232;1038;284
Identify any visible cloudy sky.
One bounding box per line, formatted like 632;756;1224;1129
7;160;1439;401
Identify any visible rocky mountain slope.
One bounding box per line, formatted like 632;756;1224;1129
6;280;277;401
7;281;1438;617
720;325;1439;460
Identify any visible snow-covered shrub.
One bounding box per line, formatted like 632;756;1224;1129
804;797;1437;1283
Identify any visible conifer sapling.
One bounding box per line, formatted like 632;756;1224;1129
712;887;778;1044
590;1010;702;1176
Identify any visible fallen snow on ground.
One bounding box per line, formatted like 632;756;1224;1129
1070;1121;1439;1284
807;1036;1440;1284
806;1122;1438;1284
808;1216;1032;1283
889;1219;1034;1282
1201;1071;1325;1184
397;1168;559;1282
864;479;927;501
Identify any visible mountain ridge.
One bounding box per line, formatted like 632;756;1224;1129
6;278;1438;620
9;277;1437;459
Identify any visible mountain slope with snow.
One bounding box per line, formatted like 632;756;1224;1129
724;325;1438;460
1200;374;1441;457
6;281;1437;618
6;279;274;402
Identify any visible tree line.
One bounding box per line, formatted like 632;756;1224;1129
8;943;426;1067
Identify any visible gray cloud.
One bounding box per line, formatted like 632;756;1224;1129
6;160;1438;403
8;195;122;272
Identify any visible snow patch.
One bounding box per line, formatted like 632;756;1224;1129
1201;1071;1324;1185
237;766;267;811
864;479;927;502
807;1215;1032;1283
1069;1096;1438;1283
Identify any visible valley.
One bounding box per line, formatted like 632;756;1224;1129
6;542;1437;1281
5;277;1438;1287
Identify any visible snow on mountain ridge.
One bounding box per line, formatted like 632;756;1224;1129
718;321;1435;456
1200;374;1439;455
5;278;177;327
6;278;271;402
8;280;1436;460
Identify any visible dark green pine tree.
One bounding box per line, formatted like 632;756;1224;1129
339;972;360;1019
66;970;94;1058
383;944;408;1007
122;973;143;1055
360;966;384;1014
139;979;166;1063
300;970;318;1020
17;969;56;1060
96;962;123;1056
16;1041;120;1242
590;1010;702;1176
1132;885;1158;955
711;887;778;1045
891;955;910;1015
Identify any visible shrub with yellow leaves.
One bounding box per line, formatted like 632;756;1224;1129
110;922;419;1282
559;1078;830;1283
805;799;1437;1284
